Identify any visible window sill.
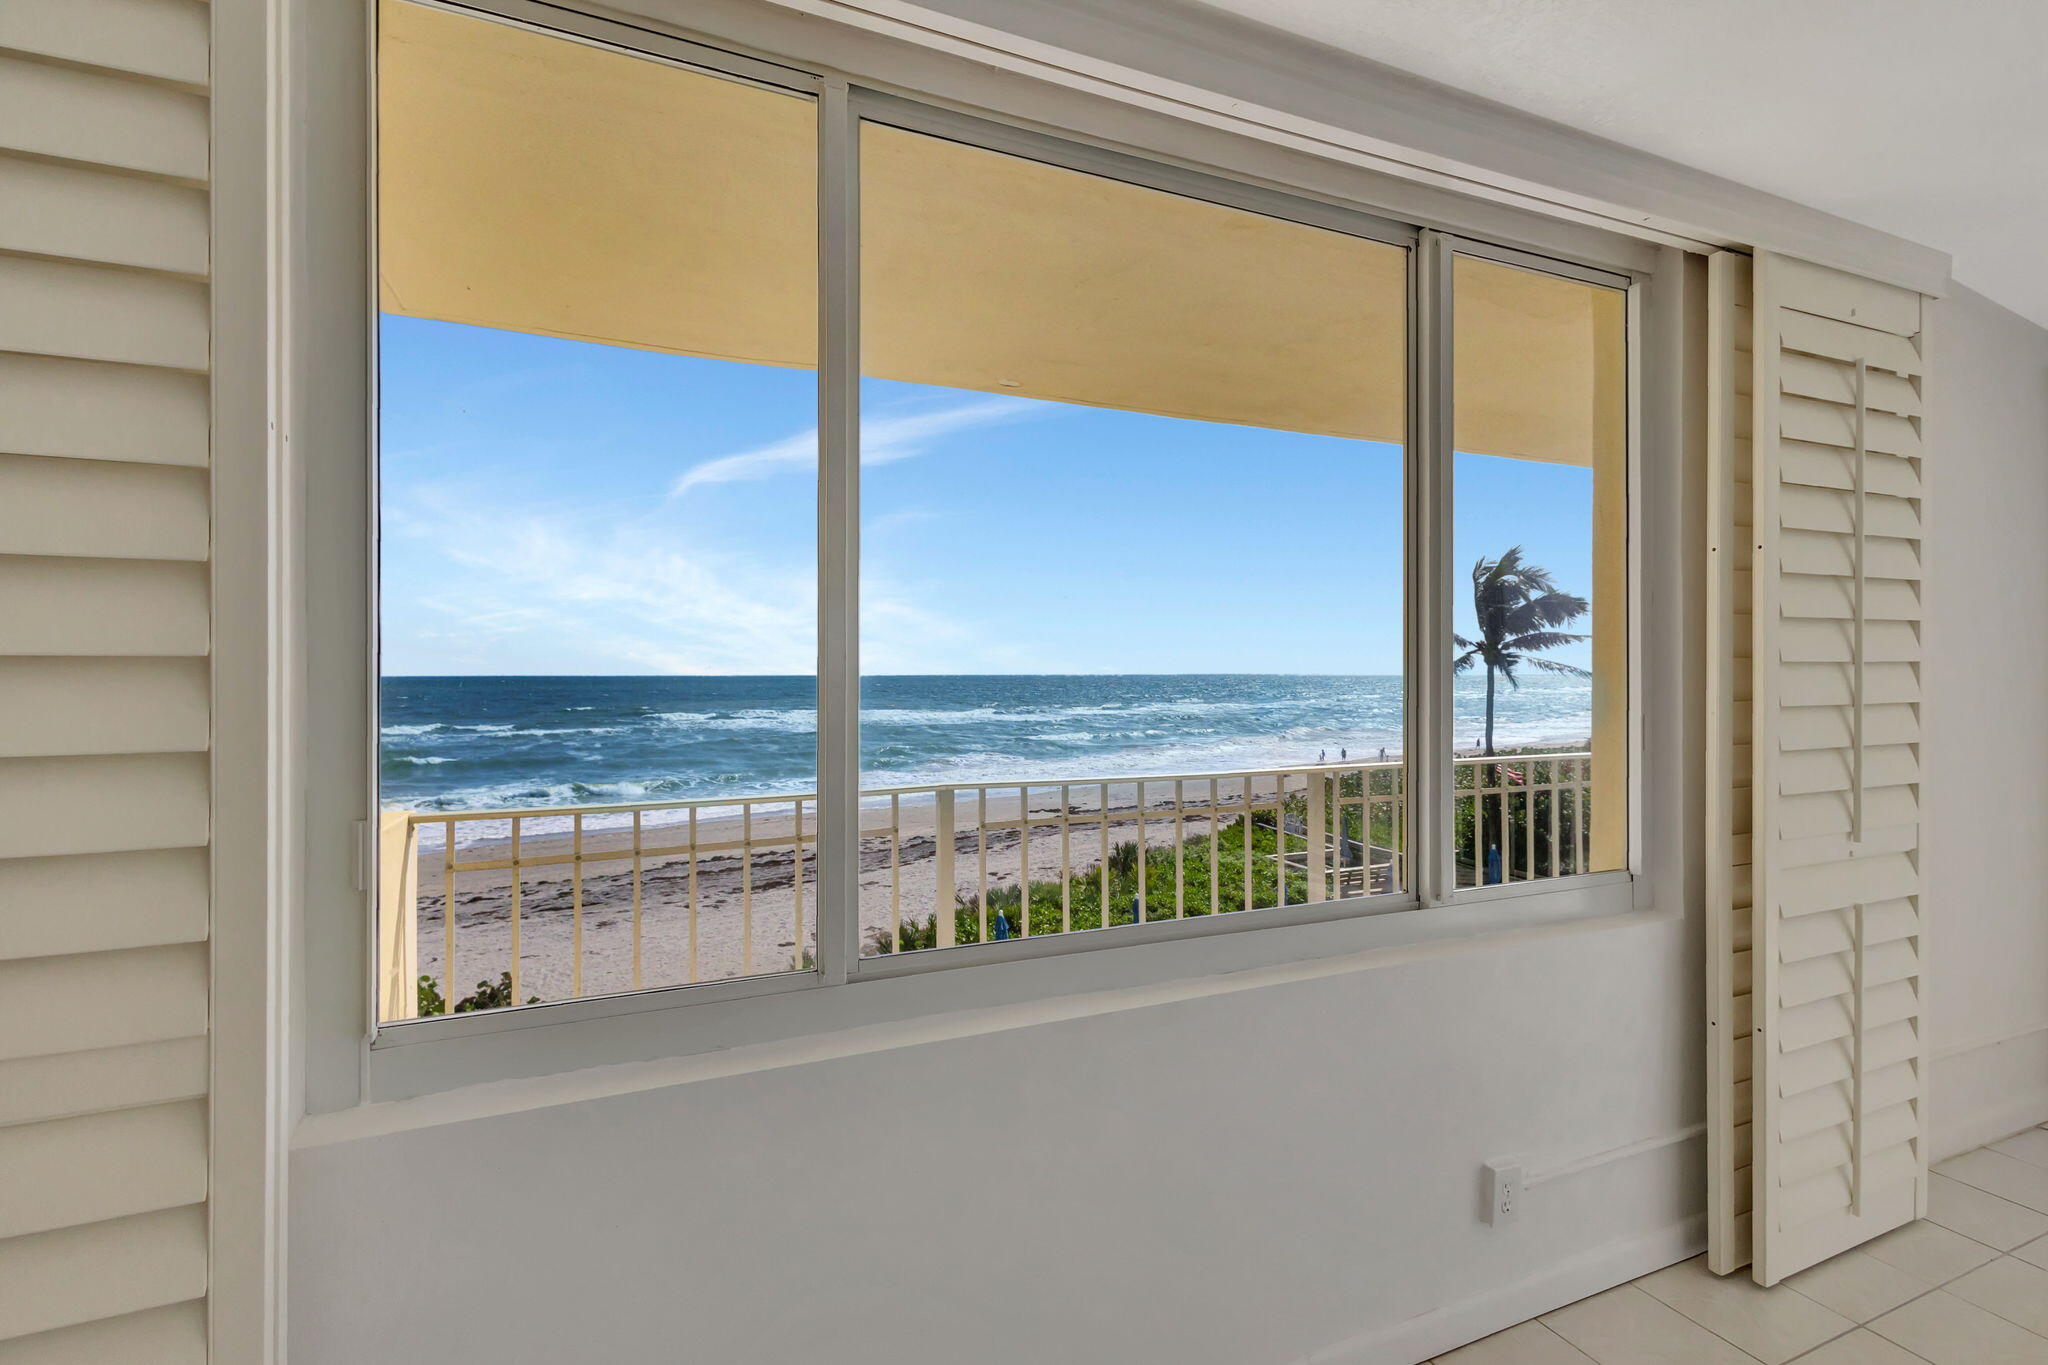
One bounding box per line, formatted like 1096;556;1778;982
318;872;1651;1139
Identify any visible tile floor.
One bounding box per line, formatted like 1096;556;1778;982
1433;1122;2048;1364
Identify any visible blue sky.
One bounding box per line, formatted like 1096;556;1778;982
379;316;1595;676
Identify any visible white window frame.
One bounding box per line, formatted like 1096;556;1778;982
290;0;1686;1108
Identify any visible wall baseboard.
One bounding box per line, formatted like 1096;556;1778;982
1936;1088;2048;1162
1932;1026;2048;1161
1302;1215;1706;1365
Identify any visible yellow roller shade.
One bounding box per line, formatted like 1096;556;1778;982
378;0;1618;470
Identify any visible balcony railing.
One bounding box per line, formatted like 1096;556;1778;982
378;752;1592;1022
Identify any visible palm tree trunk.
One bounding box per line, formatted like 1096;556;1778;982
1483;664;1497;756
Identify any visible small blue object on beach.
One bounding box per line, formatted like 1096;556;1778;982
1484;846;1502;885
993;911;1011;940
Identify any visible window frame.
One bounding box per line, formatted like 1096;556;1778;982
338;0;1671;1098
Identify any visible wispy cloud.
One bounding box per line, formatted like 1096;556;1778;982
667;395;1046;499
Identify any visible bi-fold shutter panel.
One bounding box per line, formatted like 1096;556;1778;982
0;2;214;1359
1707;248;1930;1285
1704;252;1757;1275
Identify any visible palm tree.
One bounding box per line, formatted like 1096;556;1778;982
1454;547;1590;756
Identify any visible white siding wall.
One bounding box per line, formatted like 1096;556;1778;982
0;2;213;1359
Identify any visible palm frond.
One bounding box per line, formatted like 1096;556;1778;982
1523;655;1592;678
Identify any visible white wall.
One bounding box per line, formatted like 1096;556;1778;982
292;915;1704;1365
286;282;2048;1365
1923;284;2048;1155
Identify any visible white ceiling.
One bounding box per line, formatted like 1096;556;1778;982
1199;0;2048;327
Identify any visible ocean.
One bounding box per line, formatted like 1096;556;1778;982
380;673;1593;816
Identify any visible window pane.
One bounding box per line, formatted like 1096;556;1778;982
857;123;1409;956
376;1;818;1019
1451;255;1627;885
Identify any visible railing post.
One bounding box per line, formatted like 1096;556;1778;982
933;789;956;948
376;810;419;1021
1306;771;1328;902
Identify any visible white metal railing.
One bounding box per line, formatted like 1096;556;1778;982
1456;752;1596;886
379;752;1592;1021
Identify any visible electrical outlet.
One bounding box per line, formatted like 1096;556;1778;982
1483;1160;1523;1226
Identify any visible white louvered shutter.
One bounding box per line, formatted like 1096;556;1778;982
1704;251;1757;1274
0;2;215;1359
1722;250;1929;1286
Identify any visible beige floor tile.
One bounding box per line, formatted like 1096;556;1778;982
1787;1328;1932;1364
1928;1173;2048;1250
1869;1289;2048;1365
2013;1235;2048;1272
1936;1149;2048;1214
1542;1284;1758;1364
1946;1256;2048;1337
1992;1128;2048;1169
1786;1247;1929;1323
1436;1319;1597;1364
1862;1219;2000;1286
1635;1254;1855;1363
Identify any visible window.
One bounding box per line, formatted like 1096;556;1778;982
1450;253;1628;887
856;121;1410;953
371;2;1634;1028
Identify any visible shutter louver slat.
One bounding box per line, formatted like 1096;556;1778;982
1742;251;1928;1285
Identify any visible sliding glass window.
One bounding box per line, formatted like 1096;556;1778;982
370;2;1634;1028
375;1;819;1017
855;122;1409;955
1449;253;1628;887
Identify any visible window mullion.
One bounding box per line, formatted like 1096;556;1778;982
815;78;861;984
1411;230;1456;906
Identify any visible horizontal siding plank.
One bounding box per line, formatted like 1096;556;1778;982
0;354;208;467
0;753;209;861
0;0;210;88
0;257;208;372
0;1037;207;1128
0;556;208;657
0;156;209;277
0;847;208;960
0;1205;206;1341
0;55;208;182
0;1101;206;1240
0;1301;206;1365
0;944;208;1063
0;658;209;759
0;457;208;562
